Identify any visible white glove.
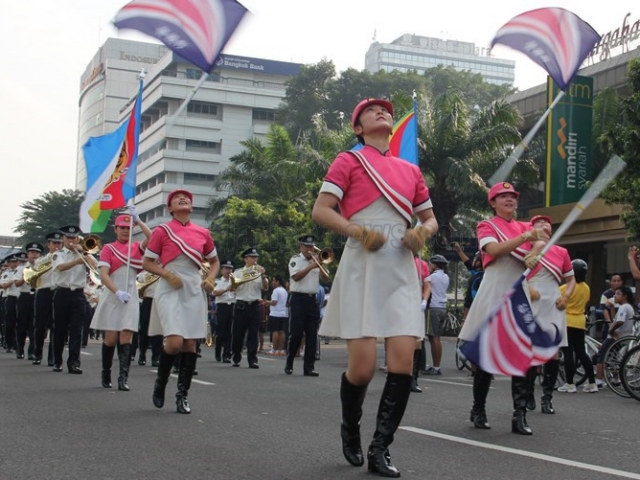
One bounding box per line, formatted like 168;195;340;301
115;290;131;304
421;299;427;312
128;205;140;224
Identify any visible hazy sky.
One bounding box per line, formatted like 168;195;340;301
0;1;636;238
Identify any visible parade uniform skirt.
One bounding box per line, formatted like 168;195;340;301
319;198;423;339
148;255;207;339
529;269;568;348
459;255;530;342
90;267;139;332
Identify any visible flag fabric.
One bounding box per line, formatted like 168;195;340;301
79;81;143;233
352;101;418;165
491;8;600;91
113;0;248;73
459;277;561;376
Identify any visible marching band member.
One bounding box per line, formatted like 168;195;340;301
312;98;437;477
457;183;548;435
90;210;152;391
0;254;20;354
143;189;219;414
136;266;161;366
0;259;7;349
285;235;329;377
230;247;268;369
15;245;42;360
213;259;236;363
51;225;98;374
33;232;62;365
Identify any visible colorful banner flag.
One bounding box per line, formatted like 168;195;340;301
353;101;418;165
113;0;248;73
459;278;561;376
545;75;594;206
491;8;600;91
79;81;143;233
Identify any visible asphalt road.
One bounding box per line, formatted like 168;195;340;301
1;337;639;480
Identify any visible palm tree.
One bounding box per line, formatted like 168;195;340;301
419;90;532;243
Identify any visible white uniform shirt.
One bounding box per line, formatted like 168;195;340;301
34;253;55;290
1;270;18;297
17;263;35;294
214;276;235;304
270;286;289;318
51;247;87;290
426;269;449;308
6;269;20;297
288;253;320;294
233;267;263;301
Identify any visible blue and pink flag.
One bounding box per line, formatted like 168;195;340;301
79;80;143;233
353;101;418;165
459;278;561;376
113;0;248;73
491;8;600;91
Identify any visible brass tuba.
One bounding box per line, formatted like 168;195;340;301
137;273;160;297
229;265;263;291
22;258;53;288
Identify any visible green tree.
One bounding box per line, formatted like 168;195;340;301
419;90;530;245
15;189;119;245
600;58;640;239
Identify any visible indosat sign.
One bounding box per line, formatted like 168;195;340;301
545;76;593;207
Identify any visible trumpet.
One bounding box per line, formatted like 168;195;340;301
229;265;264;291
310;246;334;277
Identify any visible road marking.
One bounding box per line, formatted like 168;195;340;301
422;378;495;389
401;427;640;479
257;355;277;362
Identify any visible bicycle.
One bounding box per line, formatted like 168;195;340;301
555;319;604;387
619;343;640;401
442;307;462;337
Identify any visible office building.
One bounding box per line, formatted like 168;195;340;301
78;38;301;230
365;34;515;85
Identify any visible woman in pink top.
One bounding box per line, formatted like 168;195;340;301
313;98;438;478
458;183;548;435
91;209;151;391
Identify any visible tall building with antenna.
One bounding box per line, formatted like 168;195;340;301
365;34;515;85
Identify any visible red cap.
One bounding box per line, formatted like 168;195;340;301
351;98;394;128
530;215;552;226
488;182;519;201
167;189;193;207
114;215;132;227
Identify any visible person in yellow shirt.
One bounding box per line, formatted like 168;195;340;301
557;259;596;394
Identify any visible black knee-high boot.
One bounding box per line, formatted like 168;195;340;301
176;352;198;414
367;373;412;478
541;359;559;414
101;343;116;388
410;350;422;393
340;373;368;467
511;375;533;435
470;368;492;429
118;343;132;391
153;349;178;408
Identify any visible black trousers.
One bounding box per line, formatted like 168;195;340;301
34;288;54;361
0;296;5;344
17;292;35;355
81;304;94;347
138;298;152;354
216;303;234;359
53;288;87;369
286;293;320;372
231;301;260;365
4;296;18;350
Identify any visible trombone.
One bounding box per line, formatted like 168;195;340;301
76;234;103;286
310;246;334;277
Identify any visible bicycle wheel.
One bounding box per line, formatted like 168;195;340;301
620;344;640;401
603;336;638;397
455;339;471;371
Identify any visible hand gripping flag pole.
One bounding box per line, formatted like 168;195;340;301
461;155;626;376
487;7;600;186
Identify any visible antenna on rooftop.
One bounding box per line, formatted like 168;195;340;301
372;29;377;42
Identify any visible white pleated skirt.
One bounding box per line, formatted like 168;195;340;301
148;255;207;339
90;267;139;332
319;198;423;339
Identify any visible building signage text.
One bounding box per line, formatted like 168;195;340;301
590;13;640;62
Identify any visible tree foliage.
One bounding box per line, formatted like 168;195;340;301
600;58;640;240
15;189;119;245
